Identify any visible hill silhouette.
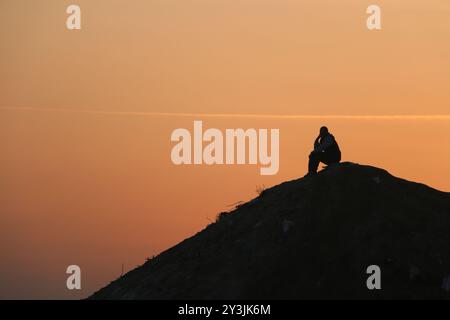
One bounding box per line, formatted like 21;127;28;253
90;163;450;299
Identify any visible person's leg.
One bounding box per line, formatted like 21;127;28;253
308;152;322;173
322;150;340;166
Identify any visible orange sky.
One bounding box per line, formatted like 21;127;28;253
1;0;450;299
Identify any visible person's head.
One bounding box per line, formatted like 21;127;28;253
319;126;329;138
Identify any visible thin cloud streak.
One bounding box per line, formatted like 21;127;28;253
1;106;450;120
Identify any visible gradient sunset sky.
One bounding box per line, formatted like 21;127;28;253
1;0;450;299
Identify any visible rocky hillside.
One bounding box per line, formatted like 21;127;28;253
90;163;450;299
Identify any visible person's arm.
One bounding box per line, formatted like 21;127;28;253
314;135;333;152
314;136;320;148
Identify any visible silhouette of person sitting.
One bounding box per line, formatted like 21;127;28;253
308;126;341;174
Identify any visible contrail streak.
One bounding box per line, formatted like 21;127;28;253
1;106;450;120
